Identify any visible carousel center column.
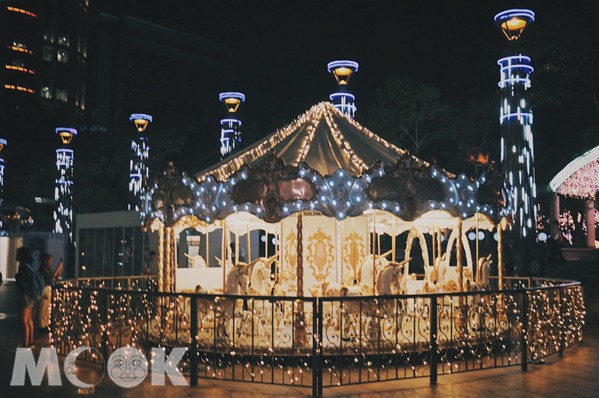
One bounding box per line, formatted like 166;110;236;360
294;211;306;347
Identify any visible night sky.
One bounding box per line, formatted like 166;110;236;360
98;0;598;185
5;0;598;220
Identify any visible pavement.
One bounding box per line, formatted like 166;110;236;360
1;281;599;397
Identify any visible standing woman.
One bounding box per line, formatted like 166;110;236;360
15;247;37;347
37;253;63;333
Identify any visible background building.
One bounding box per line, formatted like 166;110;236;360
0;0;234;228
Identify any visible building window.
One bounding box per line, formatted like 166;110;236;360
6;6;37;18
4;84;34;94
57;50;69;63
43;46;53;62
56;88;68;102
10;42;33;55
5;64;35;74
41;86;51;99
58;35;69;47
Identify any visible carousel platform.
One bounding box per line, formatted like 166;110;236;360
1;280;597;397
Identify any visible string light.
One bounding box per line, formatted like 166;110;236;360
50;276;585;388
550;147;599;198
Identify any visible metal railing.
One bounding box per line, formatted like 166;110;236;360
51;277;585;397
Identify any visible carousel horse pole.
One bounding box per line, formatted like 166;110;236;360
165;226;172;292
247;218;251;263
222;222;228;292
351;218;358;282
457;218;463;293
497;222;504;291
475;214;480;281
372;210;377;295
206;227;210;268
294;212;307;347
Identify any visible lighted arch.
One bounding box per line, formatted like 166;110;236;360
549;146;599;198
443;227;473;275
403;227;430;277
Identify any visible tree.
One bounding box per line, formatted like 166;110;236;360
363;75;447;155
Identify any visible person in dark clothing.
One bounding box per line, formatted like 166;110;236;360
37;253;63;332
15;247;36;347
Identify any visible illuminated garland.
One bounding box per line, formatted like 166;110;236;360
555;160;599;199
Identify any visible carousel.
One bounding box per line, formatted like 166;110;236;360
145;101;511;301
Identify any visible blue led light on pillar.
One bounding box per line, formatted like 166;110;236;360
495;9;536;245
0;138;6;229
128;113;153;213
53;128;77;241
327;60;359;118
0;138;6;206
219;92;245;159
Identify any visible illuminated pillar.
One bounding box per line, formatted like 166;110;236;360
53;128;77;241
0;138;6;208
128;113;153;213
327;60;359;118
0;138;6;230
219;92;245;159
495;9;536;249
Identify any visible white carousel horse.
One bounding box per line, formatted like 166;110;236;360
217;264;251;340
477;254;492;287
184;253;207;269
376;258;410;295
431;253;448;285
215;256;234;269
359;250;392;294
247;254;278;295
224;264;250;295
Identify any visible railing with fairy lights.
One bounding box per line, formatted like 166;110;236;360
50;276;584;396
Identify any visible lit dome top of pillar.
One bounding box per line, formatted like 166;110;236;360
327;60;359;86
129;113;153;133
219;92;246;113
0;138;6;152
494;9;535;41
55;127;78;145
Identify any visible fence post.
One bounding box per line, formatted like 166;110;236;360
190;295;198;386
312;298;323;397
559;288;565;357
101;291;109;361
430;295;438;384
520;291;528;371
50;284;57;344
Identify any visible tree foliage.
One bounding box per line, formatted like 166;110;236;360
363;75;446;155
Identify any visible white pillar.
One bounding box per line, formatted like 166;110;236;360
550;193;560;226
586;199;596;248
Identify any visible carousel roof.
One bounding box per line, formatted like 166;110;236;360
145;102;511;227
549;146;599;199
196;102;423;181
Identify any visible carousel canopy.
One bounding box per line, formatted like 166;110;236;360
146;101;510;227
197;102;422;181
550;146;599;199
